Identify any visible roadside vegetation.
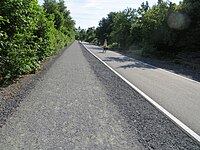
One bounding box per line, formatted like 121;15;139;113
76;0;200;69
0;0;76;85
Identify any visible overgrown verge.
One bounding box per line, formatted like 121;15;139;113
0;43;73;128
0;0;75;85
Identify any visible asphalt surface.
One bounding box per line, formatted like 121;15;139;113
84;43;200;137
0;41;199;149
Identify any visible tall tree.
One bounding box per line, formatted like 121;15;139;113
111;8;136;49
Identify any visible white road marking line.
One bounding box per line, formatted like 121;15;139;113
87;44;200;85
122;53;200;85
81;42;200;144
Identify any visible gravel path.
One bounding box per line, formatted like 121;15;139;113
0;41;199;149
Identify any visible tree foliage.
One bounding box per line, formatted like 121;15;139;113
79;0;200;60
0;0;75;84
76;27;96;44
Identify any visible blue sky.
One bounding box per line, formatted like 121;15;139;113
38;0;182;29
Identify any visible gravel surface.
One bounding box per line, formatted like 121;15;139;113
0;42;142;149
0;45;70;128
0;41;199;149
82;43;200;149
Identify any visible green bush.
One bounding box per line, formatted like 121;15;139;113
0;0;75;84
108;42;120;50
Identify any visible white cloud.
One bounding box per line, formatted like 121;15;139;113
38;0;183;29
83;0;98;8
68;0;141;28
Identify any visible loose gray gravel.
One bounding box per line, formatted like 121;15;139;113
0;45;70;128
0;41;199;149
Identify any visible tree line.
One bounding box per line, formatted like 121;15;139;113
76;0;200;61
0;0;76;84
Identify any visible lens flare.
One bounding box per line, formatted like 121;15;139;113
168;13;191;30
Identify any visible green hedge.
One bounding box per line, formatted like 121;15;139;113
0;0;75;84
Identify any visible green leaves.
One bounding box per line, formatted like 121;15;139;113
0;0;75;84
82;0;200;60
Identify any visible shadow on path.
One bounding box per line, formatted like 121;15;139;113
103;56;156;70
84;43;200;82
81;46;200;149
103;56;133;62
86;44;103;51
126;54;200;82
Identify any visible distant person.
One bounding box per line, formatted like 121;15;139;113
103;39;108;53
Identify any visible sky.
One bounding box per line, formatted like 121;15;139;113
38;0;182;29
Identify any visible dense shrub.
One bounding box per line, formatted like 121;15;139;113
0;0;75;84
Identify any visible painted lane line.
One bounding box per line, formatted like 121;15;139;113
81;43;200;144
120;54;200;86
87;44;200;85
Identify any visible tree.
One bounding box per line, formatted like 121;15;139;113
111;8;136;49
174;0;200;52
0;0;75;84
90;0;199;60
96;12;116;45
85;27;96;43
43;0;75;41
